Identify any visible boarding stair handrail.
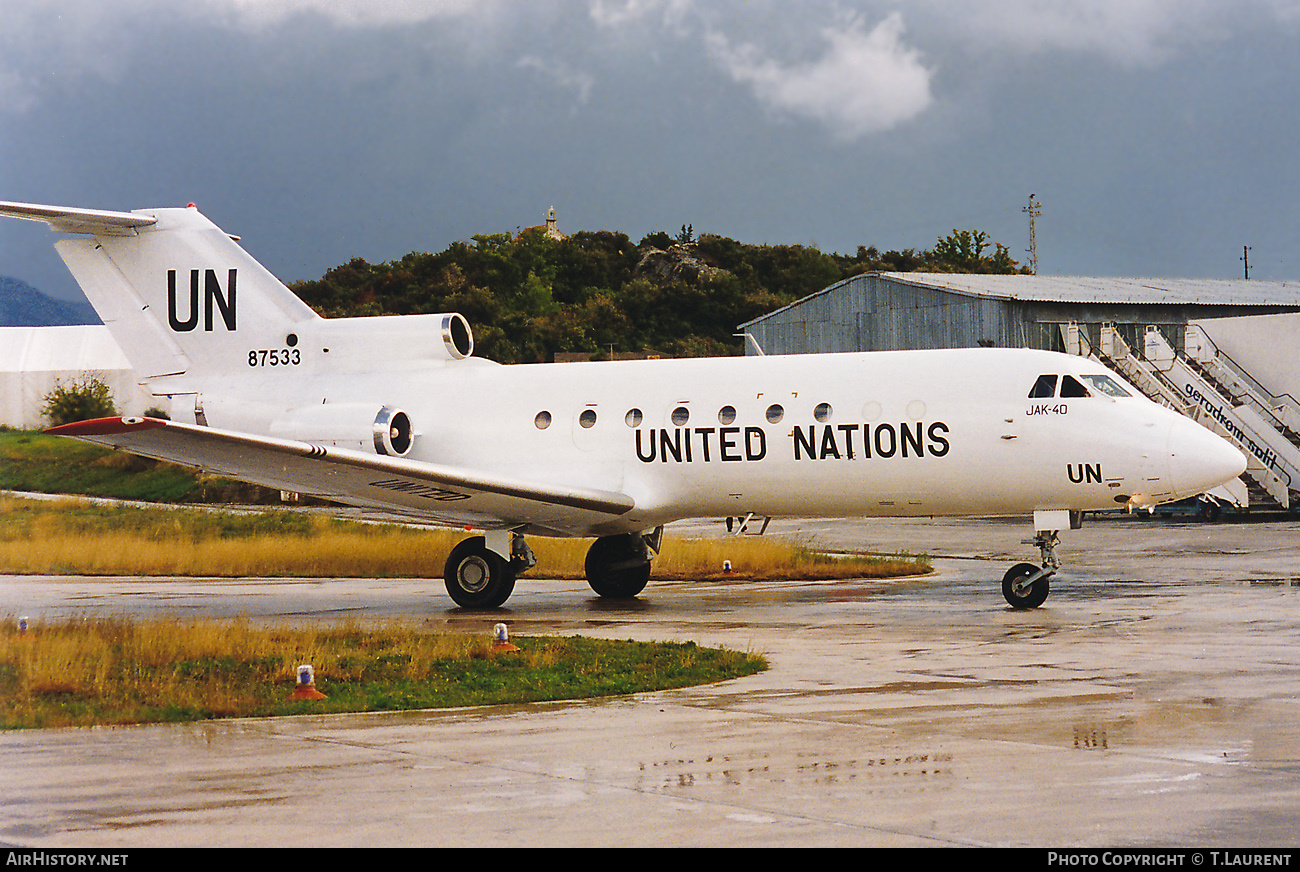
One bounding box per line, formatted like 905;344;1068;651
1093;325;1196;415
1183;324;1300;441
1143;326;1299;507
1087;324;1288;508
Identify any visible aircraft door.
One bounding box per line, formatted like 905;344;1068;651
1134;421;1173;506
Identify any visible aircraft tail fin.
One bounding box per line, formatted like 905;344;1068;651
0;201;320;381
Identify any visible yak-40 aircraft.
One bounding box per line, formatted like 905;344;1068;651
0;201;1246;609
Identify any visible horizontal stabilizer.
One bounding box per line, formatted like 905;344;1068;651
46;417;636;536
0;201;157;235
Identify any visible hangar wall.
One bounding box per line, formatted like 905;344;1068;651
0;326;151;429
741;274;1015;354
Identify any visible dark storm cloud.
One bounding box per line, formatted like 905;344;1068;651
3;0;1300;303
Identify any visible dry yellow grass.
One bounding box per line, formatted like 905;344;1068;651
639;535;927;580
0;529;927;579
0;527;461;577
0;496;929;580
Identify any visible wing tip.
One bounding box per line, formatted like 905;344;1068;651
45;416;170;436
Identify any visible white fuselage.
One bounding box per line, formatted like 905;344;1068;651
0;200;1245;543
190;346;1241;536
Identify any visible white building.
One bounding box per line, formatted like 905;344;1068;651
0;325;152;429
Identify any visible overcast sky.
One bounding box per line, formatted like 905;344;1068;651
3;0;1299;303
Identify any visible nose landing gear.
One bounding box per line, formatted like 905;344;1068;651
1002;528;1062;609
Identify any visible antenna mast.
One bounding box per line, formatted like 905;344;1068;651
1023;194;1041;275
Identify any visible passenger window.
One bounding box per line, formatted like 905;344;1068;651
814;402;832;423
1029;375;1058;398
718;405;736;425
579;409;597;428
672;406;690;426
1059;375;1091;398
625;408;642;427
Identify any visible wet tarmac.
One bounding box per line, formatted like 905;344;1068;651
3;514;1300;847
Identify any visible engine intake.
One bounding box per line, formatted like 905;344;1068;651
373;406;414;456
305;311;474;365
270;402;417;457
442;313;473;360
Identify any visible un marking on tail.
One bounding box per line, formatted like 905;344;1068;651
167;268;237;332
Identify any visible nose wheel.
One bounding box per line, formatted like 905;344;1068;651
1002;529;1060;609
1002;562;1051;609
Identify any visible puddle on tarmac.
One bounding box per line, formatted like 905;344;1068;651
635;749;956;791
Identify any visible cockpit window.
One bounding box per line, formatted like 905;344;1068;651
1079;374;1131;397
1059;375;1091;397
1030;372;1127;400
1029;374;1058;398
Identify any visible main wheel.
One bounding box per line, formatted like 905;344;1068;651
584;535;651;599
444;537;516;608
1002;562;1050;609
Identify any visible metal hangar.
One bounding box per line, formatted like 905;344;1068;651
739;272;1300;358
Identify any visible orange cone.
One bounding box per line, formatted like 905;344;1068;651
492;622;520;653
288;664;327;700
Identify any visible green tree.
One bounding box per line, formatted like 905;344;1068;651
638;230;674;250
929;229;1025;274
42;376;117;426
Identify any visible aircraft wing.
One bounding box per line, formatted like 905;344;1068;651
46;417;636;536
0;201;157;235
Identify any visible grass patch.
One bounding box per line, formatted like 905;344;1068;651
0;615;767;729
0;429;281;504
0;496;931;580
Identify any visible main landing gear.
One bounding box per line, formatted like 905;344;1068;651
443;533;535;609
583;528;662;599
443;527;663;609
1001;511;1077;609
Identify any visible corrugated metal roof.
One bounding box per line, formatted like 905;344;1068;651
877;273;1300;306
741;273;1300;327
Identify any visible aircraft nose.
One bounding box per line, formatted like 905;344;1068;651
1167;418;1246;497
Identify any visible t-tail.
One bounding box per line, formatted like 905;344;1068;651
0;201;475;428
0;202;320;380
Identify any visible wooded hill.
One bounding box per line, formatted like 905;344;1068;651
288;227;1026;363
0;276;99;326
